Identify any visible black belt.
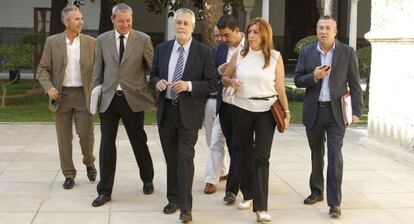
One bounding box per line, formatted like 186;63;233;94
318;101;331;108
207;94;217;99
115;90;124;96
165;98;178;106
248;95;276;101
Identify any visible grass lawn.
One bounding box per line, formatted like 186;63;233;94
0;80;367;125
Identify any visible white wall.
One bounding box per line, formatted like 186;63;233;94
0;0;100;30
365;0;414;149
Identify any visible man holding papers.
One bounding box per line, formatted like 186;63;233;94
294;15;362;218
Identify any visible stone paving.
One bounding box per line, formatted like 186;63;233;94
1;124;414;224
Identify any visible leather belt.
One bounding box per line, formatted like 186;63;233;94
318;101;331;108
207;94;217;99
115;90;124;97
165;98;178;106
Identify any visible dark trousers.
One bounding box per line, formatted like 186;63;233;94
306;105;345;206
158;100;198;213
233;106;275;212
97;93;154;196
219;102;241;195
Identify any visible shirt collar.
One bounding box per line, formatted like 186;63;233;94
230;34;245;50
65;33;80;45
174;38;192;53
317;41;336;54
115;29;129;40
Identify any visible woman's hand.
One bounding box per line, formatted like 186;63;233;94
284;112;291;129
230;79;244;89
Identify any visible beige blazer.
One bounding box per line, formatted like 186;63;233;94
37;32;96;112
91;29;155;113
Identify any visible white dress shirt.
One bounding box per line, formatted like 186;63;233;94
166;38;193;99
115;29;129;91
63;34;82;87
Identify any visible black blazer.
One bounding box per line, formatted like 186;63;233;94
150;39;217;130
294;41;363;129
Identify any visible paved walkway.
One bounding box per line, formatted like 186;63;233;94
1;124;414;224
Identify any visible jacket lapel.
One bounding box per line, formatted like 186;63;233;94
182;40;196;80
162;41;174;80
312;44;321;67
120;31;137;65
330;40;342;73
58;33;68;86
107;31;119;64
79;34;85;73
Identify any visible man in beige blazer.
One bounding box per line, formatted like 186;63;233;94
37;6;96;190
91;3;156;207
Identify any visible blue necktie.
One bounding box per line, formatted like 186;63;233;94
171;46;184;103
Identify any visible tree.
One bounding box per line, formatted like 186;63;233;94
202;0;224;46
144;0;241;47
49;0;68;35
98;0;125;34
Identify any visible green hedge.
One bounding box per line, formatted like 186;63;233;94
294;35;317;55
356;46;371;79
285;85;304;102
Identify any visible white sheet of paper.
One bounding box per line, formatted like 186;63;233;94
90;85;102;115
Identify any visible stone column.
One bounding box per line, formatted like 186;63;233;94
324;0;333;16
365;0;414;149
262;0;270;21
165;0;175;41
348;0;359;50
243;0;255;28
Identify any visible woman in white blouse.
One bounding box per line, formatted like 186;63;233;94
221;17;290;222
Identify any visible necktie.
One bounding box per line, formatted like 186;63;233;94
119;35;125;64
171;46;184;103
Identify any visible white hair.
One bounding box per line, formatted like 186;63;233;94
61;5;80;24
174;8;196;25
112;3;133;16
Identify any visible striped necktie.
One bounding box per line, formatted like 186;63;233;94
171;45;184;103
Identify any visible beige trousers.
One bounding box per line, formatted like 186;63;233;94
55;87;95;179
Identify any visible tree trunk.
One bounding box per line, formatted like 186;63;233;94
50;0;68;35
99;0;117;34
202;0;224;47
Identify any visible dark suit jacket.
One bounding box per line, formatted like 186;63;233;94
149;39;217;130
214;43;229;112
294;40;363;129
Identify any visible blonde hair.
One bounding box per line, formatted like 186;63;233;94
241;18;274;69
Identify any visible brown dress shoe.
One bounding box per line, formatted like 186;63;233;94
219;174;228;181
203;183;217;194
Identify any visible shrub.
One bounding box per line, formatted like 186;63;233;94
294;35;318;55
285;85;305;102
356;46;371;79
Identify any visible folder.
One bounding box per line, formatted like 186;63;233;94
90;85;102;115
341;92;352;125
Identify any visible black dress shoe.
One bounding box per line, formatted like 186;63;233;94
223;191;236;204
86;164;97;182
63;178;75;189
143;182;154;195
179;211;192;223
304;194;324;205
329;205;341;218
163;202;179;214
91;194;111;207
